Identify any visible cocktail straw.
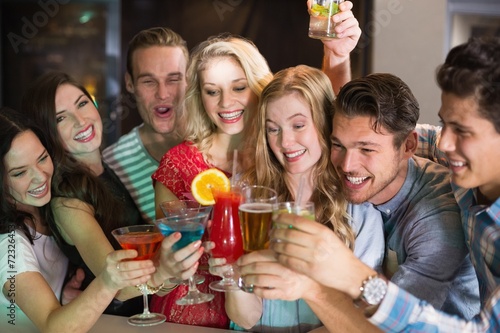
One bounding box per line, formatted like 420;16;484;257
294;174;305;215
231;149;239;186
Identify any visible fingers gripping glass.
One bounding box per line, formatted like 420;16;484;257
155;205;214;305
160;200;208;285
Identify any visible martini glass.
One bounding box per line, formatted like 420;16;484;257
111;224;166;326
160;200;208;285
154;207;214;305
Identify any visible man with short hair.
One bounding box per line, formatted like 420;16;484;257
259;37;500;332
329;72;479;319
103;27;188;223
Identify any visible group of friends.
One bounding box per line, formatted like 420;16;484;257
1;1;500;332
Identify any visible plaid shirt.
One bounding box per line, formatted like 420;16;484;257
368;124;500;332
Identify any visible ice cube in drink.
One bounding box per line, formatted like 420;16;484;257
308;0;342;39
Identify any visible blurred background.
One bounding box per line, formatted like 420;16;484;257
1;0;499;147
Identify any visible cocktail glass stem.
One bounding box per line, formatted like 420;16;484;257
125;284;167;326
187;276;206;299
169;275;204;285
176;276;214;305
111;225;166;326
187;277;197;296
209;263;240;291
141;285;151;315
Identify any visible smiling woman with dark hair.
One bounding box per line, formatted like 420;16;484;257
0;106;154;332
21;71;149;316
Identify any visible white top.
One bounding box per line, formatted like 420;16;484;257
0;228;68;332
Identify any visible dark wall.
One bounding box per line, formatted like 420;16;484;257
122;1;325;73
0;0;371;144
119;0;371;136
0;0;121;146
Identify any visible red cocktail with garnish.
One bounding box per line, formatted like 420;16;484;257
208;187;244;291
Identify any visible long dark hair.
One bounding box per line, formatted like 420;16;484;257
0;107;50;243
21;71;122;246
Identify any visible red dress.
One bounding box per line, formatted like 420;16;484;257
151;141;231;329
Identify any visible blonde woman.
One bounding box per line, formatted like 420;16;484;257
151;33;273;328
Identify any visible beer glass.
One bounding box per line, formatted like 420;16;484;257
239;185;278;253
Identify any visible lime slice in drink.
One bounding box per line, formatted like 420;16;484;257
311;4;327;17
331;3;340;15
311;2;340;17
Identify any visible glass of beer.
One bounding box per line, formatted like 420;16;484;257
239;185;278;253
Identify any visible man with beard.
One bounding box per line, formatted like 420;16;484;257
326;72;480;320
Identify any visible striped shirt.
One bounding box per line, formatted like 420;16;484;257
368;124;500;332
102;126;158;223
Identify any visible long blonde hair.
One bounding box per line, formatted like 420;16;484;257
241;65;354;249
181;34;273;157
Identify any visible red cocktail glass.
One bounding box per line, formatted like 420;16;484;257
208;187;244;291
111;225;166;326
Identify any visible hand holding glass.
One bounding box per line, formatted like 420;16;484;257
154;206;213;305
111;225;166;326
160;200;207;285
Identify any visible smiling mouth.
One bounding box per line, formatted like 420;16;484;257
74;126;93;141
219;110;244;120
284;150;306;159
28;183;47;197
346;176;368;185
449;160;467;167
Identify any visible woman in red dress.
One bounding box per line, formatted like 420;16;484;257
150;34;272;328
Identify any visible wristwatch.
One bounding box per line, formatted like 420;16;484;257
353;274;388;316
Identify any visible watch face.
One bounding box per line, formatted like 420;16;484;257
363;277;387;305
